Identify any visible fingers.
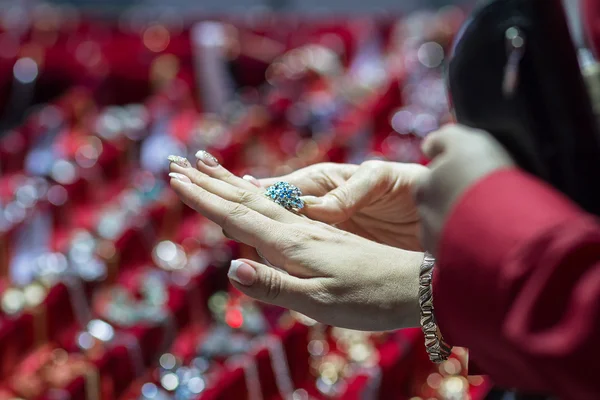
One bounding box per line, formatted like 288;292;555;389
416;124;516;256
421;124;470;160
194;150;260;192
257;163;359;194
227;258;323;314
421;129;450;160
170;161;296;224
256;167;323;190
168;176;283;250
422;124;494;161
243;175;260;187
302;160;397;224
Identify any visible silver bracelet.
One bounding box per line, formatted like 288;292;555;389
419;252;452;363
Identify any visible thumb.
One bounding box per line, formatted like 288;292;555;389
302;161;389;224
227;259;316;311
421;130;449;160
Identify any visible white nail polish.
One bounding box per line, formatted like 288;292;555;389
167;155;191;168
243;175;260;187
195;150;220;167
228;260;244;284
169;173;191;184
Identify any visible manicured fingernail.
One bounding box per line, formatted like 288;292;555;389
228;260;256;286
168;155;191;168
301;196;322;206
169;173;192;184
195;150;220;167
243;175;260;187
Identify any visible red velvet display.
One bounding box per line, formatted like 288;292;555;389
0;11;489;400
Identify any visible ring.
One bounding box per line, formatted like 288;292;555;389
265;182;304;211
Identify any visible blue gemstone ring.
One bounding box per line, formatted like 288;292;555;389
264;182;304;211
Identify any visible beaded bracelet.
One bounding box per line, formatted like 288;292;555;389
419;252;452;363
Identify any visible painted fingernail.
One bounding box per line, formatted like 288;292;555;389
168;155;191;168
301;196;322;205
169;173;192;184
195;150;220;167
243;175;260;187
228;260;256;286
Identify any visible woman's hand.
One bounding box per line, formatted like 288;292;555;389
245;161;428;251
168;153;423;331
415;124;516;255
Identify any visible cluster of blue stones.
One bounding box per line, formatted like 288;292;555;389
265;182;304;210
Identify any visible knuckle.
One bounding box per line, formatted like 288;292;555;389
230;202;248;218
236;189;256;205
312;172;333;188
271;224;316;255
327;190;353;219
299;225;325;242
273;233;302;255
262;269;283;301
328;188;348;204
274;224;329;254
222;203;248;231
308;281;335;308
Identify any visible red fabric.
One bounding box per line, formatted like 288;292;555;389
434;169;600;399
583;0;600;57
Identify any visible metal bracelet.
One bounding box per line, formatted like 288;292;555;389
418;252;452;363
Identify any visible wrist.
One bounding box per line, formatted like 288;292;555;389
386;249;423;330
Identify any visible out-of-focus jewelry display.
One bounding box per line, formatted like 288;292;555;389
75;319;145;377
65;230;108;282
148;353;212;399
97;271;169;327
0;281;47;316
207;291;268;336
94;268;177;362
226;354;263;400
76;319;115;358
10;346;101;400
152;240;187;272
0;8;488;400
415;347;478;400
289;310;386;398
254;334;296;399
0;176;50;241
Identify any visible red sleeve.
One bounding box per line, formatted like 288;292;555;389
583;0;600;58
432;169;600;399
